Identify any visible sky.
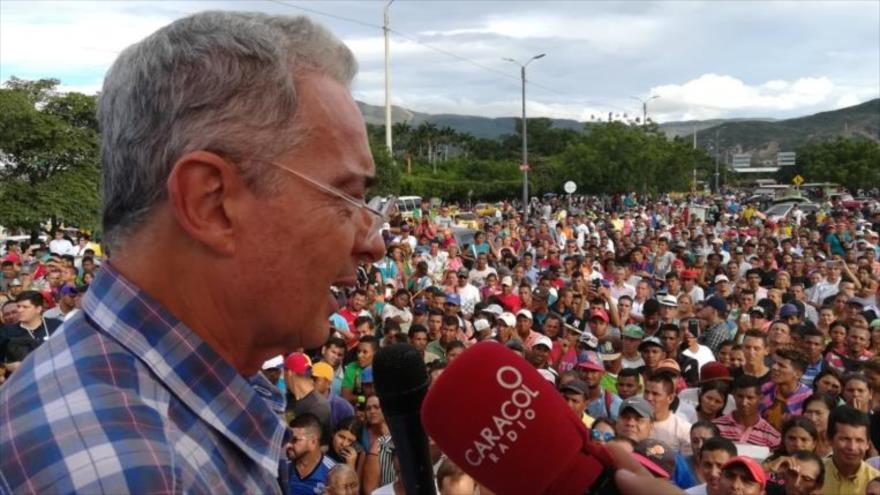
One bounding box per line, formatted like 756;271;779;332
2;0;878;123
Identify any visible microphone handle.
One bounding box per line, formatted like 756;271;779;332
384;412;437;495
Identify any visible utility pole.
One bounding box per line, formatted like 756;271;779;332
693;126;697;193
503;53;545;223
383;0;394;154
631;95;660;127
714;129;721;193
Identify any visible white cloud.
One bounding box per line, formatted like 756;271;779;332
649;74;837;120
419;13;665;55
0;5;174;75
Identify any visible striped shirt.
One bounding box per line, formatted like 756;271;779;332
0;265;288;493
759;381;812;430
825;349;875;373
714;412;781;448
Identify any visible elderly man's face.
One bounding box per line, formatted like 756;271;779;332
242;74;384;350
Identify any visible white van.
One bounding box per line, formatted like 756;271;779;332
396;196;423;219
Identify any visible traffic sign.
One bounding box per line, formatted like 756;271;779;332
564;181;577;194
792;175;804;186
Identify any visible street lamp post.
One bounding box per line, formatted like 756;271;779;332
631;95;660;126
504;53;545;223
383;0;395;154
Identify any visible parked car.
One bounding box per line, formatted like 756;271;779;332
829;193;865;210
763;202;820;222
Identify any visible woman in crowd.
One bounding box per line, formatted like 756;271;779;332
327;418;363;470
695;381;730;422
801;393;836;458
590;418;616;445
359;396;391;494
812;367;844;403
763;416;819;482
677;293;696;321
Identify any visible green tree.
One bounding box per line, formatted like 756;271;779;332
777;137;880;192
0;78;101;233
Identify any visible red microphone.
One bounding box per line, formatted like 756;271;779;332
421;341;620;494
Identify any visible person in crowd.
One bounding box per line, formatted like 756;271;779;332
658;323;700;387
0;290;62;366
802;393;836;458
312;362;354;431
644;371;693;454
686;421;722;481
842;371;874;413
822;406;879;494
717;456;767;495
760;345;812;431
359;395;390;493
812;367;844;402
685;437;738;495
715;374;781;448
737;329;772;384
800;326;828;386
341;337;378;406
763;416;819;479
436;457;478;495
590;417;616;445
287;413;337;495
324;464;359;495
615;396;655;443
558;373;596;421
616;367;643;400
765;451;825;495
326;418;363;470
695;381;732;422
285;353;332;440
577;351;622;420
621;324;646;369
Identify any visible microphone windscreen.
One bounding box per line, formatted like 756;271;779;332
373;344;429;415
422;341;612;494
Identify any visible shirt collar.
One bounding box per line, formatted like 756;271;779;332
83;264;286;474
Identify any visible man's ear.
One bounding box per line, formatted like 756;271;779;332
166;151;250;256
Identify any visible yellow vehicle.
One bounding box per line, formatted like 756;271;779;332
474;203;497;217
453;212;481;230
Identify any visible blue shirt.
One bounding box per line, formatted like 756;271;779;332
0;265;288;493
586;389;622;420
801;356;825;387
288;455;336;495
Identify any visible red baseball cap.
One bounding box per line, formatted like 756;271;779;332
284;353;312;376
722;456;766;489
589;308;609;323
575;351;605;372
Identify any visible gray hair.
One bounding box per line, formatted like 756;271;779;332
98;11;357;250
325;463;358;492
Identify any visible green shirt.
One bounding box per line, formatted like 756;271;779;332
342;361;365;395
426;340;447;361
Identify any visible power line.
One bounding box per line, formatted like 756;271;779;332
268;0;629;114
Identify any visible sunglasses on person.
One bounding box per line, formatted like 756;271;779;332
590;430;614;442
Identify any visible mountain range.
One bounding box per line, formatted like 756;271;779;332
357;98;880;161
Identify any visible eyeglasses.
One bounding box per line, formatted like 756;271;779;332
591;430;614;442
261;160;395;240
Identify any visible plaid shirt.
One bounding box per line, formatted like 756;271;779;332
0;265;288;493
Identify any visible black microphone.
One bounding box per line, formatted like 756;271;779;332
372;344;436;495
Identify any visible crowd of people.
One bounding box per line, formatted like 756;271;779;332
3;190;879;494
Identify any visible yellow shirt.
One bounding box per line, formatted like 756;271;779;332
582;412;596;429
822;458;880;495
